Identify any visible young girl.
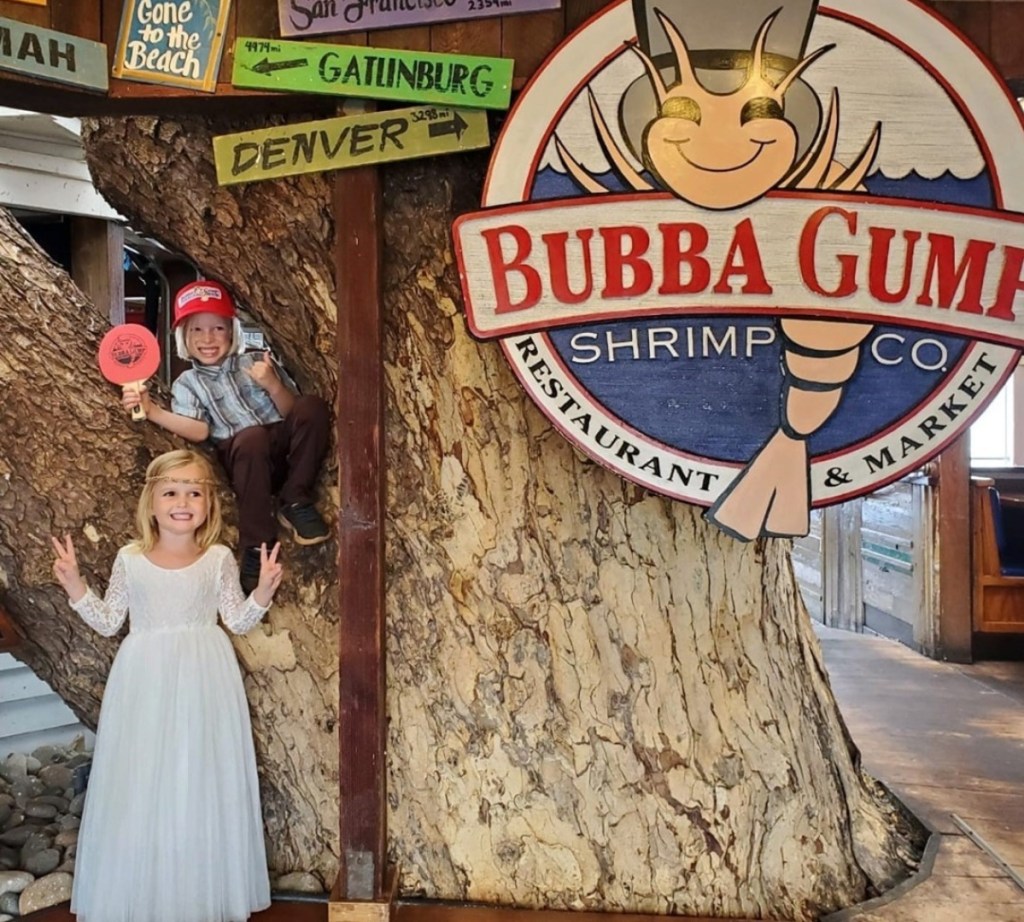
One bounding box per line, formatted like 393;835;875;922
51;449;283;922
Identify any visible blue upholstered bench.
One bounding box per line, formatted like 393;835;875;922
988;487;1024;577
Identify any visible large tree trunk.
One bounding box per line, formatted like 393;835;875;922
0;113;925;920
380;156;924;919
0;198;339;884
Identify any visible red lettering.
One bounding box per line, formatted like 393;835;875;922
868;227;921;304
601;226;652;297
658;222;710;295
542;230;594;304
712;218;772;294
800;206;858;297
988;245;1024;322
916;234;992;313
482;225;542;313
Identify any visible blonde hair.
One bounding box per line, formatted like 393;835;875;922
134;450;223;552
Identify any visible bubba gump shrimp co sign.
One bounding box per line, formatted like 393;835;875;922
453;0;1024;541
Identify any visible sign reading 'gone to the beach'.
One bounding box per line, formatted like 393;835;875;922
454;0;1024;542
113;0;231;92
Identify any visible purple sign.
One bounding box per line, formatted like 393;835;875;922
279;0;561;37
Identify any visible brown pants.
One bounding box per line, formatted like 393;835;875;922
216;395;330;550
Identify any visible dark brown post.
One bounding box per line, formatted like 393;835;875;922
335;164;387;902
70;217;125;325
934;434;973;663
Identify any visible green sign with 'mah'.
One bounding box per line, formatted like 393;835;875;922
0;17;108;91
232;37;512;110
213;105;491;185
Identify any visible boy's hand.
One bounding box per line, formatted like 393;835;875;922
51;534;87;602
252;542;283;607
121;383;154;416
246;352;281;392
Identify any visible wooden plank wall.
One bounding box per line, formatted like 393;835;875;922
4;0;1024;110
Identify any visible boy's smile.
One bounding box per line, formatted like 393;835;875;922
185;312;233;365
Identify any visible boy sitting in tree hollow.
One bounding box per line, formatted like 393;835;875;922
123;280;330;592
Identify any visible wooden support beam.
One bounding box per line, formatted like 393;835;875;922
934;434;973;663
70;216;124;325
334;163;387;902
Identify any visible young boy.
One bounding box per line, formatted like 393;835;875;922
124;279;330;592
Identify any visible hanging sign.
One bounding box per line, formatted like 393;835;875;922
112;0;232;92
279;0;561;39
0;17;107;91
454;0;1024;542
232;37;512;110
212;104;490;185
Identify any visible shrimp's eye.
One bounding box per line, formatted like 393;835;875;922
660;96;701;124
741;97;784;124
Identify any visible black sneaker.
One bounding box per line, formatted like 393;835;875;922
240;547;262;595
277;503;330;546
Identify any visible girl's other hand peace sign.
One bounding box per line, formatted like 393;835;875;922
252;542;283;608
51;534;87;602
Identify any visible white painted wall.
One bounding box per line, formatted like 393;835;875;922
0;107;122;220
0;653;93;758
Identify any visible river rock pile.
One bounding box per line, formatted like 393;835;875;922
0;742;327;916
0;740;90;919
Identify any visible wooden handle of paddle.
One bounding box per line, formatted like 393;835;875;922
127;383;146;422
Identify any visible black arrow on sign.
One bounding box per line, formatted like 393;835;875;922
249;57;309;74
428;111;470;142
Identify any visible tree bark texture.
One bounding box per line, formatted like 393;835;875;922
0;136;339;881
1;114;925;920
380;155;925;921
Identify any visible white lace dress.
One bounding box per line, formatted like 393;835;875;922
68;543;272;922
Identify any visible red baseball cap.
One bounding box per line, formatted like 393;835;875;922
172;280;236;328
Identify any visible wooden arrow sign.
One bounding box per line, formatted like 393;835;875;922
212;105;491;185
232;37;513;110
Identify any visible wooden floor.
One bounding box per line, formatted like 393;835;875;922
394;903;765;922
23;898;771;922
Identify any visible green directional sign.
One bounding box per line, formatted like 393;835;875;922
232;37;512;111
0;17;108;92
213;105;491;186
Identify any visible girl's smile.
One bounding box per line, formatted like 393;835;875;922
151;463;210;535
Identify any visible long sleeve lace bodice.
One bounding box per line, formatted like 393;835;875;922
70;545;268;637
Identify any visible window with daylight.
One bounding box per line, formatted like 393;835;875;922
970;366;1020;466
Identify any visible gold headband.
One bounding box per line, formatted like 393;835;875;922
147;475;217;486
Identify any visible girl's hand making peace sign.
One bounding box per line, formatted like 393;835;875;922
252;542;283;608
51;534;87;602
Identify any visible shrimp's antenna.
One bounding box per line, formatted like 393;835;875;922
654;8;700;88
750;10;782;86
776;44;834;97
628;41;669;107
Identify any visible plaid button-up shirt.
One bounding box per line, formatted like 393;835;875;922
172;354;298;443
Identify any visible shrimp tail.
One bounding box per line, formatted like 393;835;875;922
705;431;812;541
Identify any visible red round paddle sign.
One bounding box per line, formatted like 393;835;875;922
98;325;160;385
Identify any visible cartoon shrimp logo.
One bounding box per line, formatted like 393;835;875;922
553;0;880;540
455;0;1024;544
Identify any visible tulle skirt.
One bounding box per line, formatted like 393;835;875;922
72;626;270;922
